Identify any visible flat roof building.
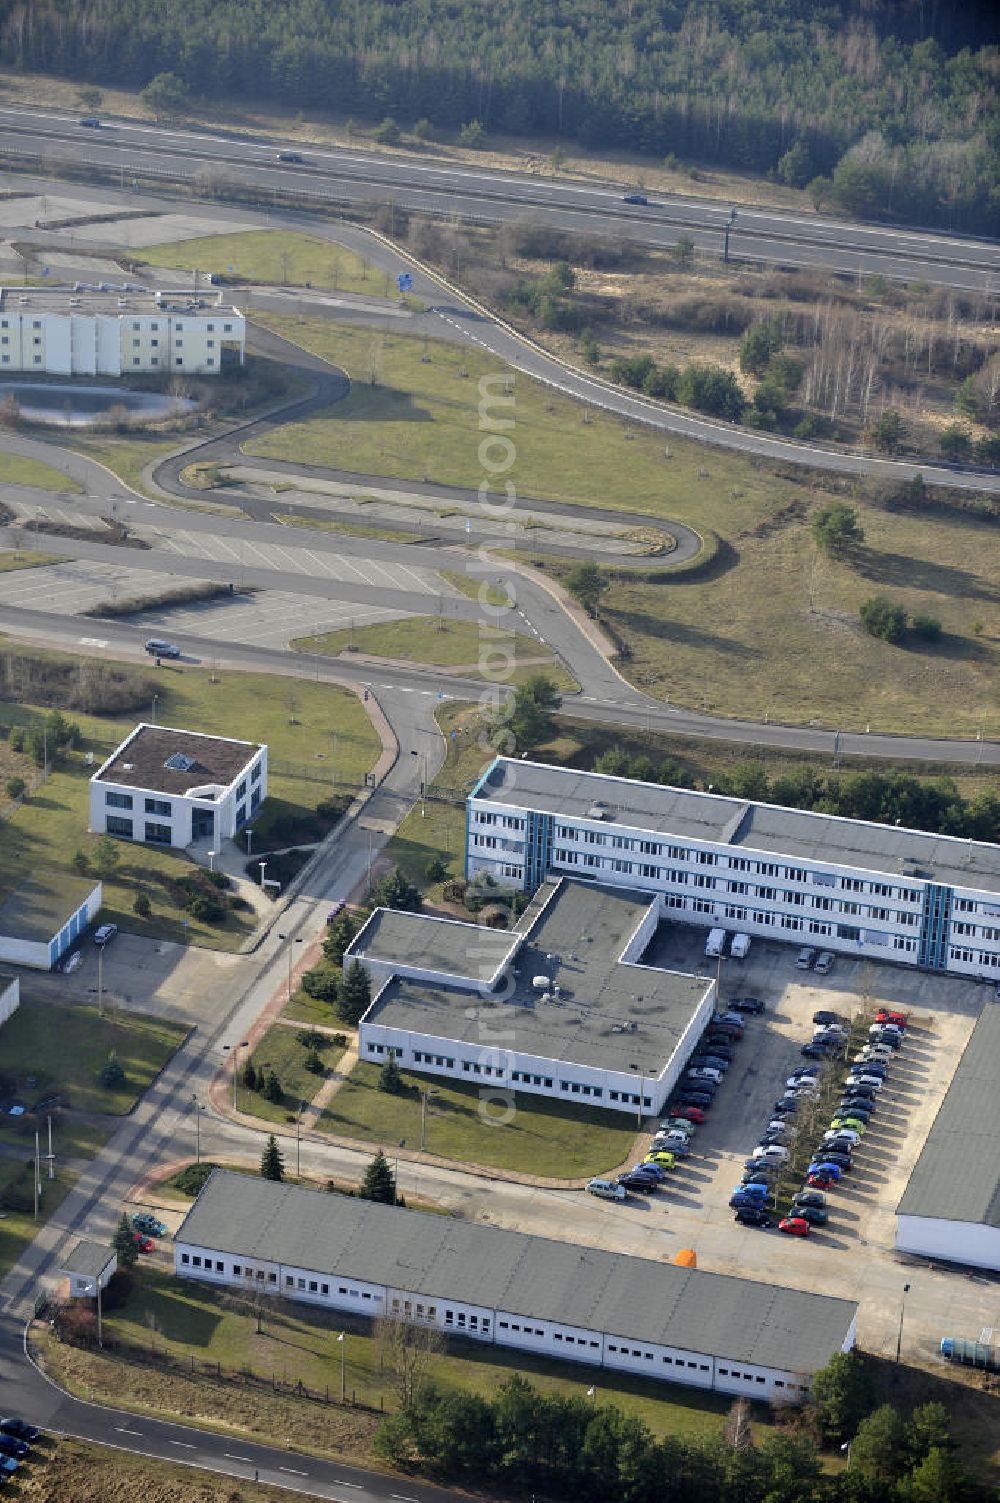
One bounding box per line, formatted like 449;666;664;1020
466;759;1000;983
0;285;245;376
896;1006;1000;1272
59;1239;117;1299
175;1169;858;1404
89;724;267;850
351;878;715;1116
0;874;102;970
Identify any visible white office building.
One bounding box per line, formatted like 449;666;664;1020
350;878;716;1118
89;724;266;850
176;1170;859;1404
466;759;1000;983
896;1006;1000;1272
0;285;245;376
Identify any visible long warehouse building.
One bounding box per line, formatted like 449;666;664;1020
895;1005;1000;1272
176;1170;858;1404
466;759;1000;984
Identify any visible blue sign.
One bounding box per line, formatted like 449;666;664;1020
41;267;49;277
397;272;413;293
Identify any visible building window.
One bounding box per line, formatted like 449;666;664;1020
105;815;133;837
206;357;215;366
224;323;233;332
106;791;133;809
133;358;141;365
176;358;183;366
133;338;140;347
144;797;171;816
192;1255;201;1267
32;320;41;330
33;355;42;364
175;339;183;348
145;822;172;844
151;338;158;347
181;1252;190;1264
33;337;41;346
233;1265;241;1277
207;339;215;348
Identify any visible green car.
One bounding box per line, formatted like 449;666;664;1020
132;1213;168;1238
644;1150;676;1169
830;1117;866;1134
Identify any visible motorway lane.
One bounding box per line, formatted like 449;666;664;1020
0;104;997;290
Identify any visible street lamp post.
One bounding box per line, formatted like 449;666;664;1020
97;943;104;1019
278;932;304;1001
258;860;267;891
151;693;159;726
192;1094;204;1163
723;205;738;264
419;1089;437;1151
225;1040;250;1110
894;1282;911;1364
394;1138;405;1205
296;1099;306;1179
338;1331;346;1402
629;1061;645;1129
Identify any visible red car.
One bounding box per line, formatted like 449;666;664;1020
668;1104;706;1123
778;1216;811;1237
875;1009;907;1027
807;1172;835;1189
132;1232;155;1254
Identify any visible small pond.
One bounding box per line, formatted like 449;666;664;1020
0;382;197;428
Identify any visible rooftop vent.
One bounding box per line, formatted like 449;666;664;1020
587;803;606;820
164;751;196;773
122;762;133;771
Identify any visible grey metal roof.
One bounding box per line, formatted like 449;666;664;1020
178;1170;857;1374
896;1006;1000;1229
60;1239;115;1278
351;909;519;985
0;875;99;943
476;759;1000;896
364;881;711;1076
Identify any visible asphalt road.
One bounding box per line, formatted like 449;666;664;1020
1;103;998;292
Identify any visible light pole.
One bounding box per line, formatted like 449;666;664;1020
337;1330;346;1402
192;1094;205;1163
296;1099;306;1179
258;860;267;891
629;1061;645;1129
331;732;338;791
894;1282;911;1364
419;1089;437;1151
224;1040;250;1110
207;849;217;874
97;943;104;1019
278;932;305;1001
246;828;254;857
151;693;159;725
394;1138;405;1205
723;205;737;264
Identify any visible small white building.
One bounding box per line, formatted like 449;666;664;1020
175;1170;858;1405
89;724;267;850
0;876;102;969
466;758;1000;983
349;878;716;1118
60;1240;117;1300
0;285;245;376
896;1005;1000;1272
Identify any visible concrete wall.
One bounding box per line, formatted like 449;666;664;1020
896;1215;1000;1272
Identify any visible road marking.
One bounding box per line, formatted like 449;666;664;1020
168;1440;196;1449
280;1465;309;1475
115;1426;141;1436
391;1494;420;1501
225;1452;255;1462
78;637;109;647
334;1483;363;1489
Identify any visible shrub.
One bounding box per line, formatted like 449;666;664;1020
296;1029;328;1051
425;855;448;883
99;1052;126;1089
173;1161;217;1196
910;614;942;642
4;776;24;800
132;892;152;918
7;725;24;752
301;963;339;1002
305;1049;325;1075
860;596;907;644
378;1053;404;1094
188;893;225;923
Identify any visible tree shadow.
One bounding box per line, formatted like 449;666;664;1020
605;607;757;658
855;547;998;604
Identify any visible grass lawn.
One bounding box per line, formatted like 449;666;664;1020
248;314;1000;736
0;652;379;948
321;1062;635;1178
69;435;183;498
0;549;61;571
139;230;398;301
0;1164;74;1280
43;1263;744;1449
281;986;344;1030
0;452;80;491
244;1022;346;1125
274;511;420;544
291;616;563;675
0;999;188;1115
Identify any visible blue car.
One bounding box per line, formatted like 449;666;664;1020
807;1161;842;1181
637;1162;668;1182
0;1456;19;1475
733;1181;769;1198
730;1191;770;1210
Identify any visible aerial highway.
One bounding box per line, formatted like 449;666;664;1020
1;103;998;293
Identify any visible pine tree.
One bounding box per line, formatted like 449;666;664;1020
261;1134;284;1182
113;1211;138;1268
323;909;358;965
360;1149;396;1204
242;1058;258;1092
264;1069;282;1104
378;1053;403;1094
338;959;372;1025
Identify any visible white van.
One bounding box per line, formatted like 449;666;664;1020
705;927;726;959
587;1177;627;1202
731;933;751;960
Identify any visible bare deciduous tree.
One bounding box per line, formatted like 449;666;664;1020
374;1315;446;1408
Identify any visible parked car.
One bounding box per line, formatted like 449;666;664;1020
807;1161;842;1181
623;192;648;204
730;1192;768;1210
794;1204;829;1226
778;1216;811;1237
659;1118;696;1135
796;947;817;969
653;1136;690;1157
735;1206;772;1227
845;1073;883;1090
635;1161;668;1181
132;1213;167;1238
0;1436;28;1458
773;1097;800;1114
751;1144;789;1163
59;950;83;974
79;116;102;128
824;1138;859;1158
831;1117;869;1134
850;1059;887;1077
644;1150;676;1168
693;1054;730;1072
813;1030;847;1048
801;1043;829;1060
813;951;836;974
0;1456;20;1475
792;1190;827;1209
676;1090;713;1108
728;996;764;1014
0;1420;39;1443
875;1009;908;1027
132;1232;155;1254
685;1067;722;1085
820;1151;853;1172
587;1177;627;1202
813;1010;843;1026
869;1025;902;1048
807;1171;836;1189
742;1170;777;1187
619;1170;658;1192
733;1180;769;1198
668;1105;706;1123
93;923;118;947
823;1128;861;1146
144;637;181;659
